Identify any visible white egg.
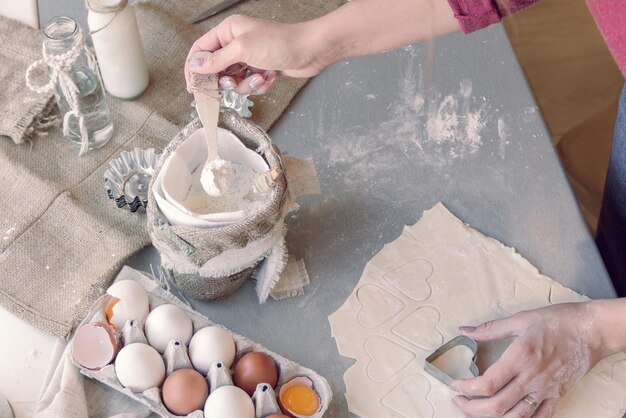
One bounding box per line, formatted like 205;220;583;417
204;386;254;418
115;343;165;392
189;326;236;375
144;304;194;353
106;280;150;331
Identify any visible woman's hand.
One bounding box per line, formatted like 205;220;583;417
184;0;461;95
450;302;615;418
185;15;331;95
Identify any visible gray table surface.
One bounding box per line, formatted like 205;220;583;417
41;2;618;417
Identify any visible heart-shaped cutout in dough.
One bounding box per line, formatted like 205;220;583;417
392;306;444;351
364;336;415;383
381;374;435;418
383;258;434;301
356;284;406;329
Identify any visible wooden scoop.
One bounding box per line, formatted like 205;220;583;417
189;56;233;197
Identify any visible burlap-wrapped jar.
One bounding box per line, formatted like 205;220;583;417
147;111;288;300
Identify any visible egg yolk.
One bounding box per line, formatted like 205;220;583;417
280;385;320;416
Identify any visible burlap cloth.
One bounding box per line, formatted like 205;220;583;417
0;16;55;144
0;0;344;340
148;114;290;301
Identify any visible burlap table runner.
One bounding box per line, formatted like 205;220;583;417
0;16;55;144
0;0;344;340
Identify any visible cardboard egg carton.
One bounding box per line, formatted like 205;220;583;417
70;266;331;418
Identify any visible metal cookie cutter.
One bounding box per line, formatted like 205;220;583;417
424;335;479;386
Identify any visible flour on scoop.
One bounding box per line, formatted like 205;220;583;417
200;158;234;197
179;162;258;215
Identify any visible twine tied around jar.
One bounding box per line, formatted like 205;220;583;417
25;27;95;155
85;0;129;35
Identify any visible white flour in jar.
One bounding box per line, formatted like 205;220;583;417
179;161;264;215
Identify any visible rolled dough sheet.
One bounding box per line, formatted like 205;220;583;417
328;203;626;418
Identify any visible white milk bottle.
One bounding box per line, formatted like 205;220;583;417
87;0;149;99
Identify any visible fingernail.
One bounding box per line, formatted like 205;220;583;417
187;57;204;70
249;74;265;90
219;76;236;90
458;326;476;333
263;70;277;82
449;382;460;392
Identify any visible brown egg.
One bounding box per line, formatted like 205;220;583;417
233;352;279;396
265;415;290;418
162;368;209;415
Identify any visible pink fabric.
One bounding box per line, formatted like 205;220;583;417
447;0;626;78
446;0;538;33
586;0;626;77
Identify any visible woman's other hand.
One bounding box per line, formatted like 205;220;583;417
450;302;617;418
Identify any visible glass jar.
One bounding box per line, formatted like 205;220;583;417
43;16;113;152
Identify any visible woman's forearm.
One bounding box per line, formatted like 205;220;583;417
303;0;460;66
591;298;626;357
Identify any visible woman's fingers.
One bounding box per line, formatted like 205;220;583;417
184;14;303;95
451;378;528;417
185;44;248;91
459;313;527;342
186;14;257;84
223;63;247;77
454;394;541;418
531;399;558;418
501;396;541;418
451;347;521;398
219;75;242;90
187;41;245;75
233;70;277;95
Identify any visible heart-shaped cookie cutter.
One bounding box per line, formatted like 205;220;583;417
423;335;479;386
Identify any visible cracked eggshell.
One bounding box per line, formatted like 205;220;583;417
115;343;165;392
204;386;254;418
71;322;119;370
189;326;236;375
144;304;193;353
278;377;321;418
106;280;150;331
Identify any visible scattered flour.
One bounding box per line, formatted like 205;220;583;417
497;116;512;159
420;80;490;159
321;77;495;185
